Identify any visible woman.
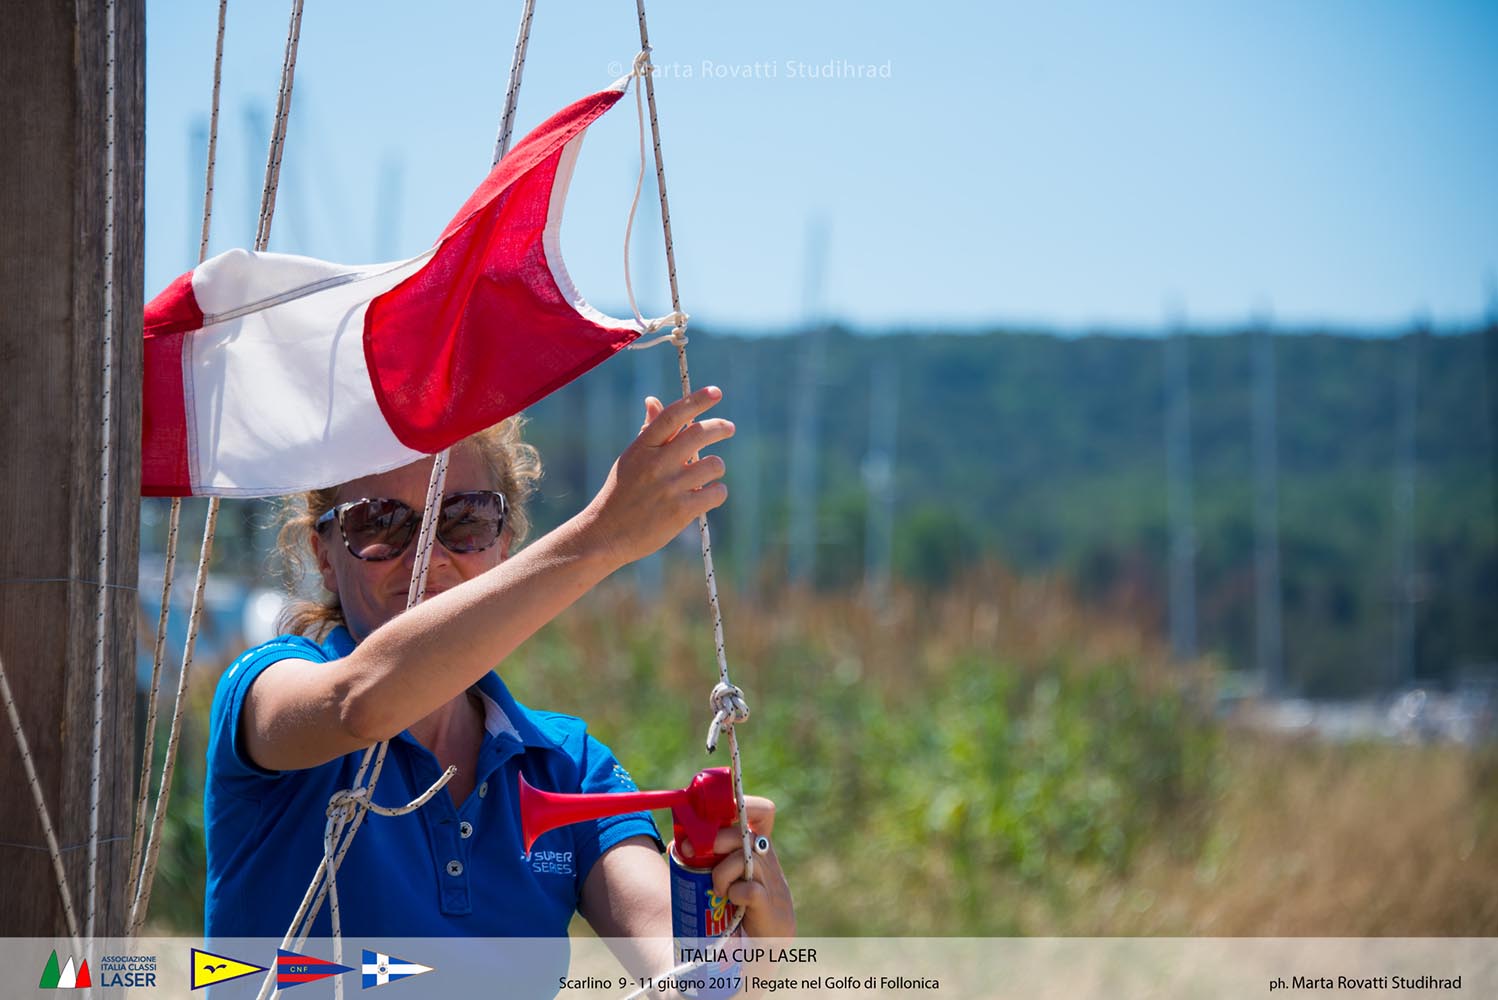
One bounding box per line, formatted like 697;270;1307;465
204;386;794;962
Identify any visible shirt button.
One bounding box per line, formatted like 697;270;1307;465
446;860;464;877
478;782;488;798
459;821;473;839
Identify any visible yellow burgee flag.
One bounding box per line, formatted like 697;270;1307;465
190;948;266;990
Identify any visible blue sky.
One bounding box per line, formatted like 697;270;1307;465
145;1;1498;332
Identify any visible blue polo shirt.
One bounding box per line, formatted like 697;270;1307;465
204;627;661;938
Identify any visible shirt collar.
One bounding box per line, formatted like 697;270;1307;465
472;685;520;740
472;670;562;750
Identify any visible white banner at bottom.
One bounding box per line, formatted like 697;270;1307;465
2;936;1491;998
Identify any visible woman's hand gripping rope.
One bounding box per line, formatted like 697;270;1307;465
578;385;734;569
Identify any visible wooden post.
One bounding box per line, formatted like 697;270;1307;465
0;0;143;936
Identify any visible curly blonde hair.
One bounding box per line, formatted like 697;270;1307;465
274;416;543;640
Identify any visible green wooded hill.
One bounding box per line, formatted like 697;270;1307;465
521;325;1498;697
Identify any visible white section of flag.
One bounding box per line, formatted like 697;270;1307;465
185;249;433;496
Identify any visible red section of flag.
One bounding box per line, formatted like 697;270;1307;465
364;87;637;453
141;329;192;497
142;271;201;496
144;269;205;337
74;960;92;989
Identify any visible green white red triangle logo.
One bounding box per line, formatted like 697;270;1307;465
39;950;92;989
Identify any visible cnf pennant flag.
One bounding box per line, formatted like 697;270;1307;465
275;948;353;990
143;78;652;497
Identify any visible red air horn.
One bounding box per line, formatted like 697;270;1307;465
519;766;737;868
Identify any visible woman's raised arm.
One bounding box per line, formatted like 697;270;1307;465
241;385;733;772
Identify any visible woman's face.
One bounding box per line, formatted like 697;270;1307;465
309;444;509;641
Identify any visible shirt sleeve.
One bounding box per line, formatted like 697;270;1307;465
570;733;664;891
208;636;329;792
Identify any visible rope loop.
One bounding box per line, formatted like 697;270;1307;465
621;51;687;343
325;765;457;822
326;786;371;822
627;311;690;350
705;682;750;754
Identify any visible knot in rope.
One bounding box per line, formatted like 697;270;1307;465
628;311;690;350
705;681;750;754
325;764;457;825
326;786;371;822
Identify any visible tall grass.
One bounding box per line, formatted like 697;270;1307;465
146;562;1498;935
1076;736;1498;935
506;562;1220;935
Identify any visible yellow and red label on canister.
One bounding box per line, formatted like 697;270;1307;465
668;845;742;998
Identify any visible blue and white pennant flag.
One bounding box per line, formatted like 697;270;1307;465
361;950;434;990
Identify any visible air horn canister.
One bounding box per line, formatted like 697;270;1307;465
519;766;746;950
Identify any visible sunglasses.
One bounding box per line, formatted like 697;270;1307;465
314;490;507;561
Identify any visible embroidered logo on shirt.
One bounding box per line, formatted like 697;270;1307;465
529;849;575;876
612;763;639;790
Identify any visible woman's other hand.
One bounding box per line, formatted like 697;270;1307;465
678;795;796;940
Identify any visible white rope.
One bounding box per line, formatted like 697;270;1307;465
493;0;536;166
278;447;449;973
196;0;229;267
635;0;757;926
87;0;121;941
0;652;82;947
131;0;228;926
326;767;457;824
283;446;451;982
274;451;450;983
407;448;453;609
322;767;456;994
626;323;689;350
130;499;219;934
255;0;305;250
705;681;750;755
132;496;179;908
621;52;688;353
268;8;537;997
622;53;667;336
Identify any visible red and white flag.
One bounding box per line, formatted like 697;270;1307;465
143;79;656;497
